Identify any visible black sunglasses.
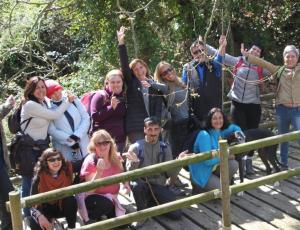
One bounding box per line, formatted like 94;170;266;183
47;156;62;163
192;49;205;55
161;68;173;77
95;141;111;147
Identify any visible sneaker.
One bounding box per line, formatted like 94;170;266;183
280;165;289;171
169;185;186;196
130;218;149;229
173;177;188;188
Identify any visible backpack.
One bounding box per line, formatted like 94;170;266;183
7;104;32;134
182;129;201;153
233;57;263;81
80;92;98;116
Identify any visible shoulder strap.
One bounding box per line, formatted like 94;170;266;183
135;140;145;166
276;66;285;80
21;117;33;133
233;57;244;75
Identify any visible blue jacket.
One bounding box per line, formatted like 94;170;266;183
189;124;241;188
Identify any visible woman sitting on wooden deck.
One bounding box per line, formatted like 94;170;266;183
28;148;77;230
78;129;130;225
189;107;239;193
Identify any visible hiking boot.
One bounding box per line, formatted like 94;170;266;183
173;177;188;188
245;158;255;175
169;185;186;196
130;218;149;229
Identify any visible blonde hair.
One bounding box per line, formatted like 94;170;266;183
129;59;151;78
104;69;124;88
88;130;123;171
154;61;186;88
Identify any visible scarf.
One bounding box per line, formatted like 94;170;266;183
38;162;73;206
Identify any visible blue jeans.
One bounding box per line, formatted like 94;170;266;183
276;105;300;166
21;176;32;217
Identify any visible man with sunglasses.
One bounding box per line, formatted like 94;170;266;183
124;116;192;227
182;36;226;129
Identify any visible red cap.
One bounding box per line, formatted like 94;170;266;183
45;79;63;99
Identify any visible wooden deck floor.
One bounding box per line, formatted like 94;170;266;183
117;142;300;230
19;142;300;229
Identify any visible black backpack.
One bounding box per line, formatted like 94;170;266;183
182;129;201;153
7;104;32;134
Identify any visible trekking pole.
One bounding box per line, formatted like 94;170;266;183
219;140;232;230
9;190;23;230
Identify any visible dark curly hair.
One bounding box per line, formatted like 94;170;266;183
33;148;71;177
204;107;230;131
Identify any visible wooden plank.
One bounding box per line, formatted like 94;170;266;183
119;192;205;230
183;205;242;230
246;185;300;221
203;199;277;230
153;211;205;230
231;192;300;229
118;194;166;230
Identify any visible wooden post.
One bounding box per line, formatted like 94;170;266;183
219;140;231;230
9;191;23;230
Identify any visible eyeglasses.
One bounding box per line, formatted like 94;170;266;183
161;68;173;77
95;141;110;147
192;49;205;55
47;157;62;163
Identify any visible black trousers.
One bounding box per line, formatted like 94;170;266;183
29;196;77;230
131;179;182;219
230;100;261;157
230;100;261;130
85;194;116;220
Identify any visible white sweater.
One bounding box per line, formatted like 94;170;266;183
21;100;70;141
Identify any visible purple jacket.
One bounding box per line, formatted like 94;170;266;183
90;89;126;144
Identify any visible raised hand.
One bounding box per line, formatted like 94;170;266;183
117;26;126;45
111;95;120;110
6;95;15;107
241;43;250;57
122;151;140;163
67;92;76;103
178;150;195;159
141;80;151;88
96;158;106;171
219;35;227;47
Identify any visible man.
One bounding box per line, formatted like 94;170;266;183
0;95;15;230
124;117;191;225
182;37;226;127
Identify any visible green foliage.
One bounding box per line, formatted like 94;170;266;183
0;0;299;99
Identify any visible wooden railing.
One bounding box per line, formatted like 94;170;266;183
7;130;300;230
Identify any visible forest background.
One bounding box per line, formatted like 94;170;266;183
0;0;299;101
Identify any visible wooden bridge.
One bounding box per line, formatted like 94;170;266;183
118;142;300;230
6;130;300;230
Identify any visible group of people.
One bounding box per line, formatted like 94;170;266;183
0;24;299;229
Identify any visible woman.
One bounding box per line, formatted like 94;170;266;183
90;69;126;152
206;37;270;174
29;148;77;230
154;61;189;188
189;108;239;191
78;129;129;223
242;44;300;169
117;26;167;143
20;76;75;217
46;79;90;172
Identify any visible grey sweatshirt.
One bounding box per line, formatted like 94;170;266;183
206;45;270;104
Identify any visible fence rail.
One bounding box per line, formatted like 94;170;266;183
7;129;300;230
